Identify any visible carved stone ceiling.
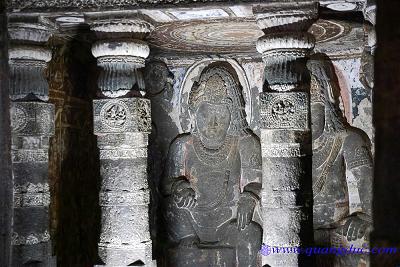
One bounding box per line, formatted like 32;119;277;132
7;0;366;11
143;4;363;58
147;16;363;58
9;2;365;59
147;19;262;54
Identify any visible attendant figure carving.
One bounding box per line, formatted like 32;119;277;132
308;56;373;266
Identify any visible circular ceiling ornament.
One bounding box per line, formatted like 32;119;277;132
148;20;263;54
55;16;85;23
309;19;349;43
326;2;357;11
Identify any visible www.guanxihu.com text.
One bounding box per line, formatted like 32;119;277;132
260;244;399;256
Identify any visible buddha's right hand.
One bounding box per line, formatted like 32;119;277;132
174;187;197;209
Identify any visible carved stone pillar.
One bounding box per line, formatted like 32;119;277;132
0;4;12;266
8;18;56;266
254;3;317;267
87;15;155;266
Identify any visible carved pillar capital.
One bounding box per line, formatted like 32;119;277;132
8;18;55;101
87;15;154;98
363;0;376;26
87;14;155;266
254;3;317;92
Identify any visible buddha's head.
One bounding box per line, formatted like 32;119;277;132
189;66;247;149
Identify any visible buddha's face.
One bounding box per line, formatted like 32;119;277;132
195;102;231;149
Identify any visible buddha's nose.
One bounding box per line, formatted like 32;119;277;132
210;115;218;128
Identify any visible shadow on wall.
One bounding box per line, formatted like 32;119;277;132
371;0;400;266
47;33;102;267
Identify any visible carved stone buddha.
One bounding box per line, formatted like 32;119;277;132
161;66;262;267
308;57;373;266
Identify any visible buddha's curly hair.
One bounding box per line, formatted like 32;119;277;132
188;64;249;136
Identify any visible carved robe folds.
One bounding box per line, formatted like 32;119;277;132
163;133;262;237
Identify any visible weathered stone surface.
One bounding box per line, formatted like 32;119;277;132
87;16;153;98
10;102;55;136
255;3;316;266
8;18;56;266
308;56;373;266
1;2;378;267
8;20;54;101
93;98;151;134
259;92;309;130
97;242;152;266
95;132;152;265
95;109;152;265
90;16;154;266
161;65;262;267
11;114;55;266
6;0;365;12
0;4;13;266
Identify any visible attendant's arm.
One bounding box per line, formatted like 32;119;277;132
161;135;190;196
343;129;373;218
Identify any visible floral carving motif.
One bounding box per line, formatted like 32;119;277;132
100;101;129;130
10;104;28;132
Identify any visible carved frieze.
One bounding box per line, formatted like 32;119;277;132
93;98;151;134
261;143;303;158
12;230;51;246
10;102;55;136
11;149;49;163
96;132;148;148
259;92;308;130
99;147;148;159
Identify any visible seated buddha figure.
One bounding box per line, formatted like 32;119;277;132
161;65;262;267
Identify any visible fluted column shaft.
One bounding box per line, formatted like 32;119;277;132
87;14;155;266
8;18;56;267
254;3;317;267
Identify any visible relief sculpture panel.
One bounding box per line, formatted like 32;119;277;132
308;55;373;267
160;65;262;266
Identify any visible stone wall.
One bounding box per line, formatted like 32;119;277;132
47;38;101;267
0;2;13;266
371;0;400;266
